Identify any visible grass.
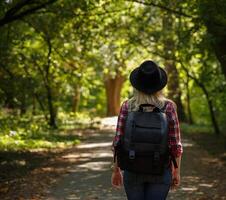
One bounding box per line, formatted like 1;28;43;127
0;112;100;151
0;132;81;150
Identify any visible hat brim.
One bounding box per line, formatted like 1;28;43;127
129;66;167;94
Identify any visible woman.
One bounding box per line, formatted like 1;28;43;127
111;60;183;200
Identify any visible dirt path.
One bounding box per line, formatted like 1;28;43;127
45;119;226;200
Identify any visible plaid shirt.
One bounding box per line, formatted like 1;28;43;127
113;100;183;158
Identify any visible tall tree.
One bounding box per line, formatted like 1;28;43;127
161;1;186;121
199;0;226;79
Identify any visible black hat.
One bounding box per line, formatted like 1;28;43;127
129;60;167;94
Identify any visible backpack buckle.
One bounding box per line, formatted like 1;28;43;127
129;150;135;159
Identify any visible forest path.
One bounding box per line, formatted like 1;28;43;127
45;117;226;200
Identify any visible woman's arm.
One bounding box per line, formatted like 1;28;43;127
176;156;181;172
112;156;120;172
171;155;181;189
111;101;128;188
111;156;123;188
166;101;183;188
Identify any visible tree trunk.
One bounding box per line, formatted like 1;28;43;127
180;62;220;135
20;93;26;115
186;76;193;124
72;85;81;113
42;37;57;129
104;73;125;116
201;85;220;135
34;93;49;122
164;60;186;121
46;84;57;128
32;94;36;115
162;6;186;121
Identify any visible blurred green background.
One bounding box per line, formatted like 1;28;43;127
1;0;226;151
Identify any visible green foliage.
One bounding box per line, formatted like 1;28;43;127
1;0;226;139
189;88;211;125
0;112;98;151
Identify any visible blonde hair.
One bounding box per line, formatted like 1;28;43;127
129;88;166;111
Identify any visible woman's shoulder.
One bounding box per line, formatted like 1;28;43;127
164;99;177;111
120;99;129;111
122;99;129;105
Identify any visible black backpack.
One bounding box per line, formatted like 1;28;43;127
116;103;171;175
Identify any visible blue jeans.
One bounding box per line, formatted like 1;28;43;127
123;168;172;200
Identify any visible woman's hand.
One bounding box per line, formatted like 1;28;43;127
171;168;180;190
111;167;123;188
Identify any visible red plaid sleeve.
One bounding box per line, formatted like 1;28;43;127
112;100;129;148
165;101;183;157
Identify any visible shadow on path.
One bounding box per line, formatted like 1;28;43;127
168;139;226;200
46;133;126;200
46;123;226;200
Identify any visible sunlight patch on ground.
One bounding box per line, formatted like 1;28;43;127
101;117;118;127
93;152;112;158
62;153;91;159
62;152;112;160
81;173;102;180
180;186;198;191
77;142;112;149
1;159;27;166
182;139;194;147
199;183;213;187
77;161;111;171
184;176;200;180
182;142;194;147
